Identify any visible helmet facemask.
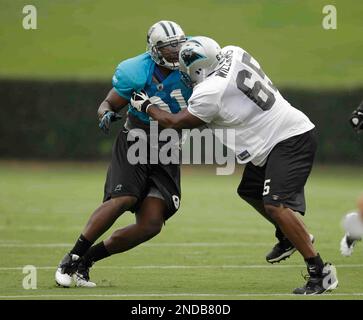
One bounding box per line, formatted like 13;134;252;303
151;37;186;70
180;70;194;88
180;67;207;88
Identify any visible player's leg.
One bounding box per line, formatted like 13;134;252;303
340;212;363;256
104;196;165;254
237;162;276;225
266;205;314;264
262;131;316;259
71;195;166;287
81;195;137;243
264;205;315;258
262;129;338;294
96;150;182;255
55;129;145;287
264;204;337;295
55;195;138;288
237;163;293;262
73;163;181;287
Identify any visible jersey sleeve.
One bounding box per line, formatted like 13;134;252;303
187;84;220;123
112;62;137;100
112;55;150;100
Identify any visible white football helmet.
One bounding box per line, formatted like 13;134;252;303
179;36;224;88
147;20;186;70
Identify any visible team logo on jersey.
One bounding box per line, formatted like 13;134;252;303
172;195;180;209
237;150;250;161
180;48;206;67
114;184;123;192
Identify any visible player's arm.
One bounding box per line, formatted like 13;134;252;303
99;57;145;134
130;90;205;129
131;89;218;129
98;88;129;134
97;88;128;120
147;106;205;129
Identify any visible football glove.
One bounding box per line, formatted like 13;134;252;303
99;110;122;134
350;103;363;132
130;90;153;113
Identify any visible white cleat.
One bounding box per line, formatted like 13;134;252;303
55;253;80;287
322;263;339;292
55;268;73;287
340;234;360;257
73;272;97;287
293;262;338;295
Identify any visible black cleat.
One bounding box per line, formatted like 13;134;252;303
266;239;296;264
293;263;338;295
266;234;314;264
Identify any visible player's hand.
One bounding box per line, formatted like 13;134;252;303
350;107;363;132
99;110;122;134
130;90;153;113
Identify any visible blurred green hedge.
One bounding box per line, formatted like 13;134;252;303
0;79;362;163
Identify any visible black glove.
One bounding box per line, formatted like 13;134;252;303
350;101;363;132
99;110;122;134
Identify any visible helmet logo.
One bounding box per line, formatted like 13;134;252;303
181;48;206;67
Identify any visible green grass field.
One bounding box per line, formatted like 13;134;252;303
0;161;362;300
0;0;362;88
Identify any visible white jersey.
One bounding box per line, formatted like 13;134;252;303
187;45;315;166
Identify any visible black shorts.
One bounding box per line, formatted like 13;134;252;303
237;129;317;214
103;128;181;220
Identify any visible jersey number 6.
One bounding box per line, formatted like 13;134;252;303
236;52;276;111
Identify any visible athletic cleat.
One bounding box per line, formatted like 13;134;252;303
340;234;361;257
73;259;96;288
266;234;314;264
293;263;338;295
266;239;296;264
55;253;80;287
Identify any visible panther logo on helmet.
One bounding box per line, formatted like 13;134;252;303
180;48;206;67
178;36;222;88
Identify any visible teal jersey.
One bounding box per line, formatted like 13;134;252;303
112;53;192;124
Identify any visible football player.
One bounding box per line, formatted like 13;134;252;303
340;193;363;256
349;100;363;132
341;101;363;255
55;21;191;287
131;36;338;294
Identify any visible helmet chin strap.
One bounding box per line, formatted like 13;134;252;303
160;58;178;70
154;48;178;70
